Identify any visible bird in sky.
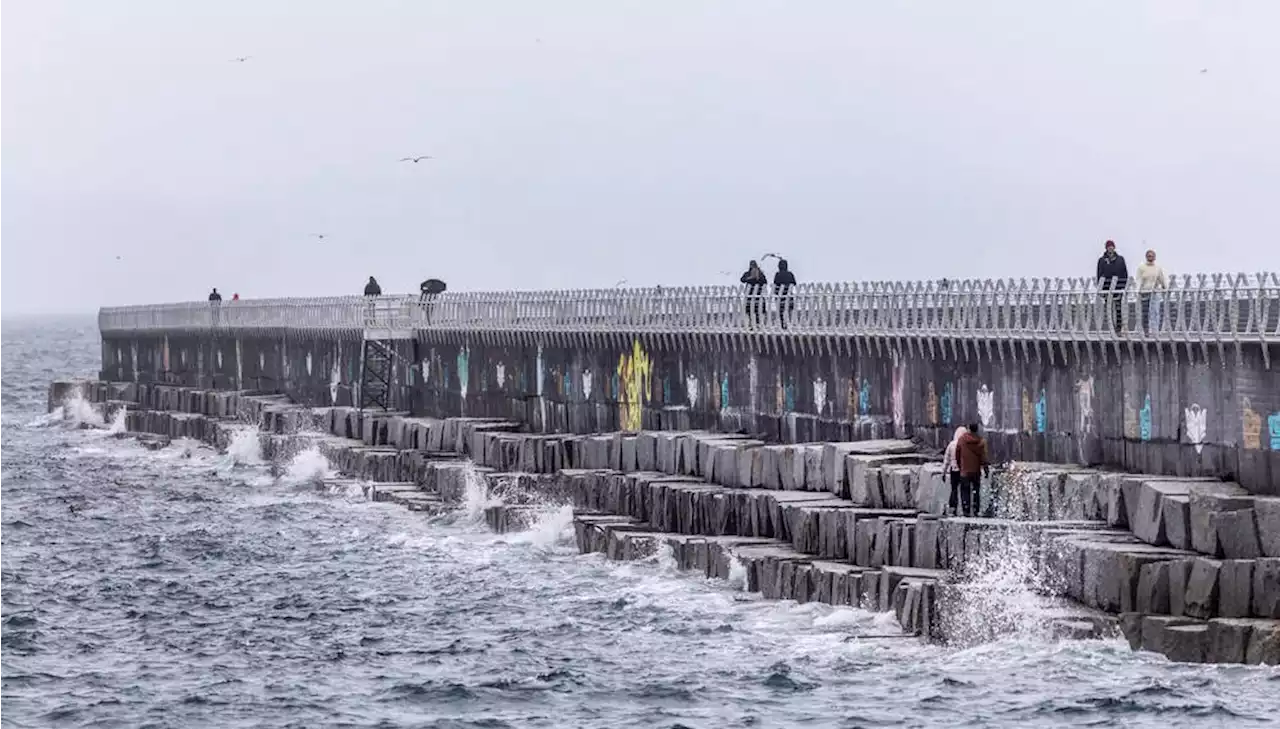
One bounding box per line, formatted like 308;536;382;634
312;234;327;241
760;252;782;261
1200;68;1208;73
230;56;252;63
400;156;433;163
614;279;628;288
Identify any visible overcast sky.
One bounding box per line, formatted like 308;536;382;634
3;1;1278;314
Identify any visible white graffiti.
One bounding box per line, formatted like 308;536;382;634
977;385;995;429
259;352;265;371
583;370;593;400
305;352;313;376
329;361;340;404
421;359;430;383
892;365;905;433
813;378;827;415
234;340;241;386
496;362;506;388
536;344;545;396
686;374;699;408
216;350;223;369
1185;403;1207;454
1075;377;1094;434
132;343;139;383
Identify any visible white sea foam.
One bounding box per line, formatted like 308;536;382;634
225;427;264;466
282;446;335;485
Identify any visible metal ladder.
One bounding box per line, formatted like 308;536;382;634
358;297;415;412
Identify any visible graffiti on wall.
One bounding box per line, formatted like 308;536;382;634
583;370;594;400
1242;399;1262;450
775;371;784;413
1035;389;1047;434
813;378;827;415
720;373;730;410
330;360;340;404
1123;391;1138;440
859;379;871;416
233;340;240;387
496;362;506;388
1021;388;1034;434
1270;412;1280;450
617;339;653;431
1075;377;1094;435
306;352;313;376
686;374;699;408
1184;403;1207;454
941;382;953;425
925;382;938;425
1139;395;1153;442
662;376;671;404
536;344;545;397
562;371;572;397
133;342;141;383
892;365;905;433
216;350;223;370
457;347;470;401
977;385;994;429
258;351;265;372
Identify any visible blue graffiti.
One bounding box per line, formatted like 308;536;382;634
1139;394;1153;442
941;383;953;425
563;372;572;396
784;382;796;412
720;374;730;409
859;379;871;415
1035;389;1047;433
1269;413;1280;450
456;350;470;394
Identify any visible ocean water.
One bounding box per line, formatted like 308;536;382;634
3;317;1278;728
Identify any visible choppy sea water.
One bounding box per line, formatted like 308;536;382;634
3;317;1277;728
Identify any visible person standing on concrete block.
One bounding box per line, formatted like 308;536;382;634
740;260;767;329
1096;240;1129;334
773;259;797;329
1135;248;1167;332
942;426;968;516
956;423;991;517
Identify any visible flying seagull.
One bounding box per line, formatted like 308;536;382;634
1200;68;1208;74
400;156;433;163
760;252;782;261
230;56;252;63
312;233;327;240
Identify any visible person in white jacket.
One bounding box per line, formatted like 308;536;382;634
941;426;968;516
1135;249;1168;332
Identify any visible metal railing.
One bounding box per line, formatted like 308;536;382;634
98;273;1280;343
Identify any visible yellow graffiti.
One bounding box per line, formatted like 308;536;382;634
1243;398;1262;450
925;382;938;425
1021;388;1034;434
617;339;653;431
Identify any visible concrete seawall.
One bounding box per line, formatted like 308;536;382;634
49;379;1280;665
97;330;1280;492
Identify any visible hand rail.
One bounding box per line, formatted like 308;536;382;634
97;273;1280;343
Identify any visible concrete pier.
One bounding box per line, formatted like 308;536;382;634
48;379;1280;664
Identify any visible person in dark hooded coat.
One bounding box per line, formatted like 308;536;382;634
772;259;797;329
740;260;767;328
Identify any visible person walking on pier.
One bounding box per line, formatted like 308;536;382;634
208;288;222;302
1135;248;1167;332
740;260;767;329
942;425;968;516
208;288;222;326
1096;240;1129;334
956;423;990;517
773;259;797;329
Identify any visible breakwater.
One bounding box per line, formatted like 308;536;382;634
94;276;1280;492
50;379;1280;665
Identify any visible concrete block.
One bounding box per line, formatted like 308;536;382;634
1212;509;1263;559
1099;474;1127;528
1119;612;1145;649
1137;561;1172;614
1063;472;1101;521
1253;558;1280;618
1218;560;1254;618
1161;494;1191;551
1163;624;1210;663
1245;621;1280;665
914;464;950;516
1253;497;1280;558
1168;558;1192;616
1189;482;1253;556
1207;618;1256;663
914;517;940;569
1184;558;1222;619
1140;615;1200;656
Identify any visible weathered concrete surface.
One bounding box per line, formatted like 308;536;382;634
97;321;1280;494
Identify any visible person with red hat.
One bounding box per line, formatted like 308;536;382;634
1096;240;1129;333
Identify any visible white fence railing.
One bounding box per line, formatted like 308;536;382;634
98;273;1280;343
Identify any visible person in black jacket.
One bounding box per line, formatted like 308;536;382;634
208;288;222;325
740;260;767;328
363;276;382;296
773;259;797;329
208;288;222;302
1096;240;1129;333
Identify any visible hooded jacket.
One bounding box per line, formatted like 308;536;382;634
956;431;989;477
364;278;382;296
941;426;968;474
740;266;767;296
773;260;796;295
1097;252;1129;290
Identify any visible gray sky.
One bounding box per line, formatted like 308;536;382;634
3;1;1278;314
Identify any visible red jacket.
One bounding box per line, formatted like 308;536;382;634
956;432;989;477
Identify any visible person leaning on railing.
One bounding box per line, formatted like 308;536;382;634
773;259;797;329
740;260;767;328
208;288;222;326
363;276;381;325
